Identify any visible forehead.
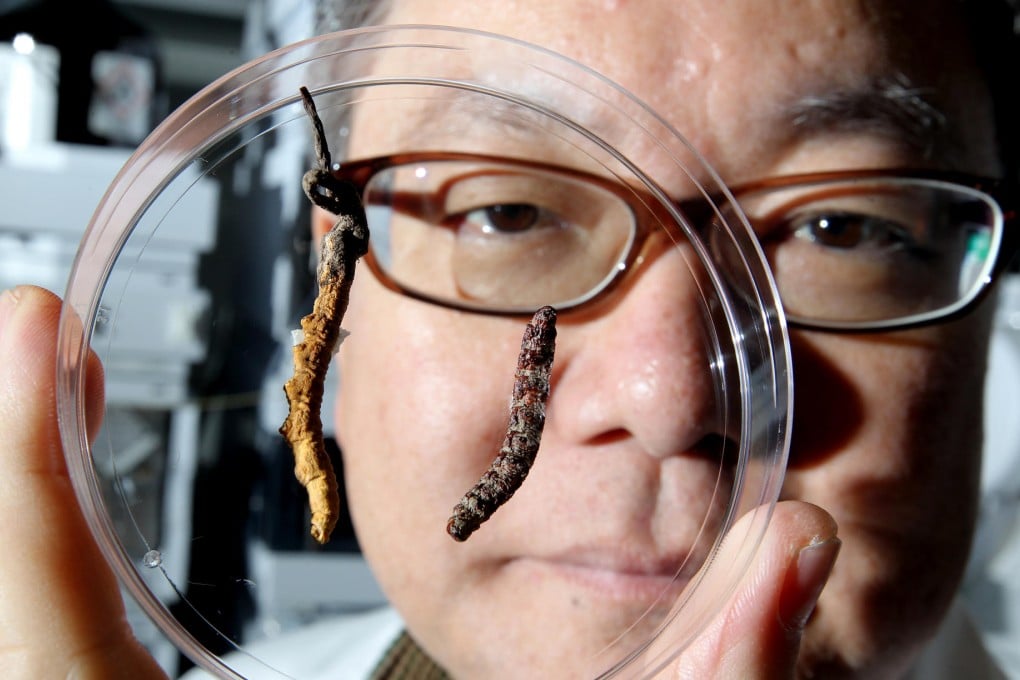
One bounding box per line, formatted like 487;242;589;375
353;0;995;179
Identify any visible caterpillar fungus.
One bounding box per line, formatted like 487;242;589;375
280;87;369;544
447;306;558;541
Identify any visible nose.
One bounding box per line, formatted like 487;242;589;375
550;243;728;460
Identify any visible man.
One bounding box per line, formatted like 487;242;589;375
0;0;1016;677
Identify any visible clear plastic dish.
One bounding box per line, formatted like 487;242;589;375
57;25;791;679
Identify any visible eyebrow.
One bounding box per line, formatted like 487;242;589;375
383;97;511;151
784;73;952;162
389;84;628;153
387;73;958;172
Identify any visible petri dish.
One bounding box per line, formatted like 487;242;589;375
56;25;792;679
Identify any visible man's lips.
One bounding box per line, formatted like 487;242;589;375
509;546;697;604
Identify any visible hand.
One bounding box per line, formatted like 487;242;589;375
0;286;167;679
658;500;840;678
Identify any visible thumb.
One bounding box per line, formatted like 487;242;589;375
0;286;166;679
676;500;840;678
628;500;838;678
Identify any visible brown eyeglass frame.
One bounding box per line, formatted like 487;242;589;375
330;152;1018;333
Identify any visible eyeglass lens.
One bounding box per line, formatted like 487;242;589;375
727;178;1000;326
363;160;636;311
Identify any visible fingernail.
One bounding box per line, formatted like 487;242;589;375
779;536;841;631
0;288;20;338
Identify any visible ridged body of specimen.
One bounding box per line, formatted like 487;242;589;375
447;306;558;541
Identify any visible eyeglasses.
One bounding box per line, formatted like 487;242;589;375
332;152;1018;332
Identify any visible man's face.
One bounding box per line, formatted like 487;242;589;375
328;1;1000;677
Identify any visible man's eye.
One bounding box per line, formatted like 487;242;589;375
461;203;558;235
791;212;912;251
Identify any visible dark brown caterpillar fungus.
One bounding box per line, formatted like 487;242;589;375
447;306;558;541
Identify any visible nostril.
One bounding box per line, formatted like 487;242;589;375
547;345;729;460
692;433;740;467
642;431;739;465
544;246;738;463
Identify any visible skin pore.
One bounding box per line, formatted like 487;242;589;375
313;1;1001;677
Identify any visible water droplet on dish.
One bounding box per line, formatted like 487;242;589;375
143;549;162;568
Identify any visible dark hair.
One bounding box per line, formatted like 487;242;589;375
966;1;1020;186
314;0;388;33
966;1;1020;271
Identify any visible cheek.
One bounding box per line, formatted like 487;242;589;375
785;316;991;673
788;326;987;517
